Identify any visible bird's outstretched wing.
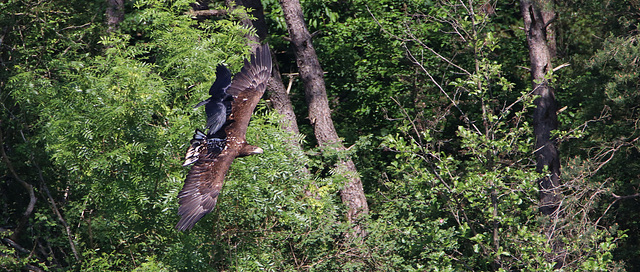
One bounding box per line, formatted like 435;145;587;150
176;140;233;231
225;44;272;141
176;44;272;231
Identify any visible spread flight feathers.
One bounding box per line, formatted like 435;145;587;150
176;44;272;231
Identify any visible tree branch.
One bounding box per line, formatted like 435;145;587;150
552;63;570;72
186;9;227;19
0;125;37;242
611;192;640;200
1;232;46;271
60;22;91;31
367;6;472;76
33;159;81;263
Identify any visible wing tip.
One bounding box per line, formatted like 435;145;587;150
175;203;217;231
175;215;199;231
175;202;209;231
257;43;272;75
225;43;272;96
175;221;193;231
176;168;221;230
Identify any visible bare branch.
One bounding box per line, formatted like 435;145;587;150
1;122;81;263
402;43;483;136
552;63;570;72
186;9;227;19
611;192;640;200
0;125;37;242
36;162;81;263
367;6;472;76
405;28;472;76
60;22;91;31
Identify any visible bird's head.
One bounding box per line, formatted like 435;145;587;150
238;144;263;157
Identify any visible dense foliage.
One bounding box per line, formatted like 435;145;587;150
1;0;639;270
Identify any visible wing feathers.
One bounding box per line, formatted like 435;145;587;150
182;129;207;167
176;158;224;231
226;44;272;97
176;44;272;231
209;65;232;97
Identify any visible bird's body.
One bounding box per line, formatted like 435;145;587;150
182;129;226;167
176;44;272;231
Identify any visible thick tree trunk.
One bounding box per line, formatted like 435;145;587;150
278;0;369;238
521;0;564;268
542;8;556;59
228;0;313;200
105;0;124;33
521;0;561;217
266;62;303;134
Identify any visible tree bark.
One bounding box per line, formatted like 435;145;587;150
278;0;369;238
105;0;124;33
267;66;302;134
232;0;267;45
521;0;561;217
521;0;564;268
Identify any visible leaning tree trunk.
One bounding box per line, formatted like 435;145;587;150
521;0;564;268
264;59;302;135
278;0;369;238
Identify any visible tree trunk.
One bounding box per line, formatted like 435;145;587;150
233;0;267;44
521;0;564;268
228;0;314;200
278;0;369;238
266;64;302;134
105;0;124;33
521;0;561;217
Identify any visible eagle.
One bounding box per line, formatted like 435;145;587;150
176;44;272;231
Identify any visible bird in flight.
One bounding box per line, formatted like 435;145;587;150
176;44;272;231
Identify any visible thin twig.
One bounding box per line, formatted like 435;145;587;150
367;5;482;135
367;6;471;76
611;192;640;200
59;22;91;31
403;44;483;135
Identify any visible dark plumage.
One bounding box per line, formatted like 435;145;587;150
182;129;226;167
176;44;272;231
195;65;233;138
